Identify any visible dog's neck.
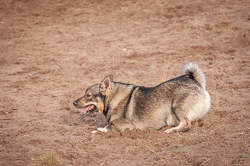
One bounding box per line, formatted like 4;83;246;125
103;82;135;121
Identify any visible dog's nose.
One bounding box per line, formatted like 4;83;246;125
73;101;78;107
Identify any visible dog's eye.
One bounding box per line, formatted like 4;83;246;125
86;94;92;98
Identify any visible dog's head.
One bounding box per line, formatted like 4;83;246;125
73;75;113;115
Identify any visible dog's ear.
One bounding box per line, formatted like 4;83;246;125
99;75;113;96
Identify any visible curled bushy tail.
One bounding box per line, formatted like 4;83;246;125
182;62;206;89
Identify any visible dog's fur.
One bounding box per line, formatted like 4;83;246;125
73;62;211;133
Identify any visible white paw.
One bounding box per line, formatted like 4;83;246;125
91;130;98;134
97;127;108;132
164;129;172;133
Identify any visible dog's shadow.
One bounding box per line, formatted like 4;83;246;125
59;110;107;128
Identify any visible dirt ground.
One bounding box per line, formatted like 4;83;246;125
0;0;250;165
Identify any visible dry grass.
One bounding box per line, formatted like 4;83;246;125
189;10;231;34
237;154;248;158
170;145;188;154
39;152;61;165
161;56;171;83
213;79;221;116
215;85;221;115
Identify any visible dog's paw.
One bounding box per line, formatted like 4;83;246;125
97;127;108;132
91;127;108;133
91;130;98;134
164;129;173;133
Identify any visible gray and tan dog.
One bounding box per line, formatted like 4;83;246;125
73;62;211;133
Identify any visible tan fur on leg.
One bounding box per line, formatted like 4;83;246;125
164;117;191;133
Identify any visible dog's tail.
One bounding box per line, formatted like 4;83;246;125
182;62;206;89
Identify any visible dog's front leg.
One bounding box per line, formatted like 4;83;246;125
97;124;111;132
91;125;109;133
91;124;117;133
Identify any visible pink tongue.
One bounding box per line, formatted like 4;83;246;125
81;105;93;115
81;107;88;115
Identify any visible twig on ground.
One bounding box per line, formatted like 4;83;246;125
200;158;212;166
145;145;157;154
209;126;221;134
161;56;171;83
213;76;221;115
177;132;182;137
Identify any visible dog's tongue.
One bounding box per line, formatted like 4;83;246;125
81;105;93;115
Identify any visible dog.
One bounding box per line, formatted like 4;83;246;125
73;62;211;133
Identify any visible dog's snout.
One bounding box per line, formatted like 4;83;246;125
73;101;78;107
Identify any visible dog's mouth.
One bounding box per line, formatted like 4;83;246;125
81;105;96;115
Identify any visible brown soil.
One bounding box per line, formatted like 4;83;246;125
1;0;250;165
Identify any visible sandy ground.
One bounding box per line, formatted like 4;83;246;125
0;0;250;165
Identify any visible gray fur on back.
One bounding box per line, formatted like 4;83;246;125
182;62;206;89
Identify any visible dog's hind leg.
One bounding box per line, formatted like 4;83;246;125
164;116;191;133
